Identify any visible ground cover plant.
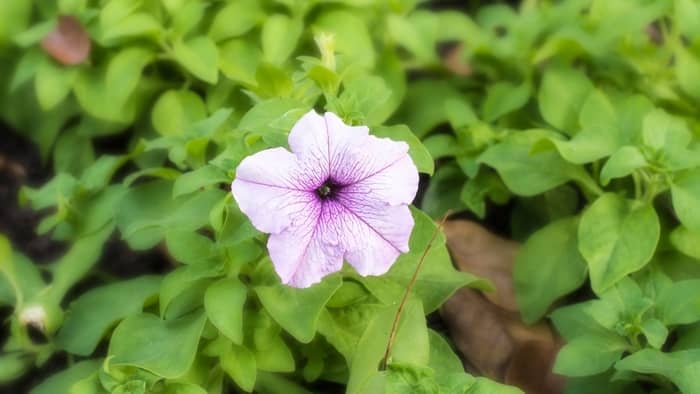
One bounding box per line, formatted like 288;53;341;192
1;0;700;393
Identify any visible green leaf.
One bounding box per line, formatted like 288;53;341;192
219;39;261;85
100;12;161;44
460;170;511;219
421;163;466;218
30;360;100;394
256;371;311;394
53;128;94;177
676;0;700;39
372;125;434;175
600;146;647;186
164;383;207;394
160;261;222;319
331;76;392;126
578;194;660;294
50;225;114;303
676;47;700;100
382;364;438;394
205;278;247;344
151;89;207;136
670;226;700;259
427;330;464;374
316;302;384;362
262;14;302;65
479;129;588;196
0;249;44;307
481;81;530;122
105;46;154;106
221;344;256;392
171;1;205;35
422;134;460;160
514;217;588;323
173;36;218;84
173;165;229;198
395;80;462;138
615;348;700;393
108;311;206;379
98;0;138;27
657;280;700;325
255;275;342;343
675;362;700;393
0;0;32;47
550;300;618;341
642;109;690;152
13;20;56;48
237;98;308;145
74;186;125;237
346;298;428;394
538;65;593;134
55;276;161;356
254;335;295;373
255;63;293;98
116;181;224;250
641;318;668;349
209;0;262;41
547;89;620;164
165;230;214;265
35;59;76;110
73;73;125;124
0;353;31;384
81;154;130;192
671;169;700;232
445;98;478;129
554;335;627;377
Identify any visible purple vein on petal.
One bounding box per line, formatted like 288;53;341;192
341;155;407;188
286;207;323;285
334;198;403;253
234;178;308;191
324;114;332;179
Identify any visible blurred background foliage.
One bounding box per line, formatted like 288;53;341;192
2;0;700;393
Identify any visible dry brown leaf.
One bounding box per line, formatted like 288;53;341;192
441;220;566;394
443;220;519;311
41;16;91;66
441;42;472;76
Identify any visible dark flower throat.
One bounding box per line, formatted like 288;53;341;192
316;179;342;200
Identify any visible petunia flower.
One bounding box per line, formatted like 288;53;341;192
231;110;419;287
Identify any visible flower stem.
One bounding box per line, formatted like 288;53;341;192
379;210;452;371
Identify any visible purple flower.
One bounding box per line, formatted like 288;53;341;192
231;110;419;287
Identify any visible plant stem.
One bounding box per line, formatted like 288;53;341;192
379;210;452;371
632;171;642;200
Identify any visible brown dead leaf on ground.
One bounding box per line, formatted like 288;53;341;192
41;16;91;66
440;42;472;76
444;220;519;311
440;220;566;394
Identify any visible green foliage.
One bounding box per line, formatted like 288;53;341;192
514;217;587;323
108;311;207;379
4;0;700;392
55;276;161;356
578;194;659;294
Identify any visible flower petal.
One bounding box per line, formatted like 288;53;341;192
288;110;332;179
334;193;415;276
339;151;419;206
323;112;418;205
267;201;344;287
231;148;317;234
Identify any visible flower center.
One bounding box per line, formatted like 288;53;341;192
315;179;341;200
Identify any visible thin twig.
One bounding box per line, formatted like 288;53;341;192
379;210;452;371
